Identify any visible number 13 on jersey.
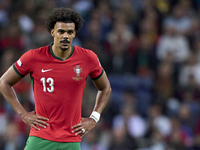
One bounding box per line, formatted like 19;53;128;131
40;77;54;93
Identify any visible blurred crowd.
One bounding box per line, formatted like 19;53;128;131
0;0;200;149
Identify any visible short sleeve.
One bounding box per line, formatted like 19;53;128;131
89;51;104;80
13;50;34;77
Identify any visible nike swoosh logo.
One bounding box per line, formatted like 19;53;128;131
41;69;52;73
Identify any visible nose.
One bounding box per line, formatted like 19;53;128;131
63;32;69;39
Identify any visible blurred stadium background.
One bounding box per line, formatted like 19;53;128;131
0;0;200;149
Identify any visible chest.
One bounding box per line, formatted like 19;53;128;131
31;59;89;89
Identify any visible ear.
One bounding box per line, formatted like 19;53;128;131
51;29;55;37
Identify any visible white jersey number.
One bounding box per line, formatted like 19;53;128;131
40;77;54;93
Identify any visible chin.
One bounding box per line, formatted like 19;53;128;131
59;46;69;51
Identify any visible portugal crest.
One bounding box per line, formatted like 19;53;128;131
72;65;83;81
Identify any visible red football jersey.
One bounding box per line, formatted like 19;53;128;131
13;44;104;142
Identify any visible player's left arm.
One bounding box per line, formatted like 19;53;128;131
92;71;111;114
72;71;111;138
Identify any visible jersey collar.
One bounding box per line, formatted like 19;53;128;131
49;43;74;61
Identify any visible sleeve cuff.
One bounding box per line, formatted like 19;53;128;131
92;68;104;80
12;64;24;78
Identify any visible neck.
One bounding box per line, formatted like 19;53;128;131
52;44;72;60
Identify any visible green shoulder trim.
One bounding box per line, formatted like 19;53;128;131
92;69;104;80
12;64;24;78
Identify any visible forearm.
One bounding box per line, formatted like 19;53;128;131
0;82;27;116
90;72;111;123
0;66;27;116
72;86;111;137
93;86;111;114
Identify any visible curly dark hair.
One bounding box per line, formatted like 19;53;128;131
46;7;84;33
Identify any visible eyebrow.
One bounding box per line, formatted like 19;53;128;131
57;29;75;32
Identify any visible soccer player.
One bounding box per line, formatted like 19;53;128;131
0;8;111;150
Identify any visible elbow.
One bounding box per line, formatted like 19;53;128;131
108;85;112;95
0;78;10;92
99;83;111;97
0;78;3;92
0;78;5;93
106;84;112;96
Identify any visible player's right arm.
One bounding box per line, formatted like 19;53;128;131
0;66;49;130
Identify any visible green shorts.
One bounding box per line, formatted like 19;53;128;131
24;136;81;150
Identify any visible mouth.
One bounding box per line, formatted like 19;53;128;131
60;40;70;46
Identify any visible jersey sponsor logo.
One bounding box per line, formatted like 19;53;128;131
72;65;83;81
41;69;53;73
17;59;22;67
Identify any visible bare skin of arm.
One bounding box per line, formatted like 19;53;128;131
0;66;49;130
72;72;111;138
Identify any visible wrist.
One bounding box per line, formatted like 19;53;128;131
89;111;100;123
19;110;28;119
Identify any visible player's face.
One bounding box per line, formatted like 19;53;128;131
51;22;76;51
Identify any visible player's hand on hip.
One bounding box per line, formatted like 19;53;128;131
20;111;49;130
72;117;96;138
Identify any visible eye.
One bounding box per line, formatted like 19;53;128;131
68;30;74;34
58;30;65;34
